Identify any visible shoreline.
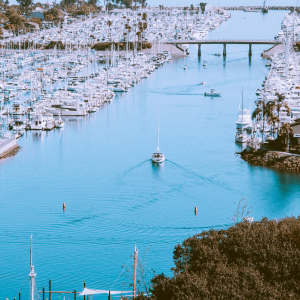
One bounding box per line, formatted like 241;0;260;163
239;150;300;172
0;145;21;160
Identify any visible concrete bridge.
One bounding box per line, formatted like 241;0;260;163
165;39;282;56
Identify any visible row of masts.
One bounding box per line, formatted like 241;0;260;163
24;238;139;300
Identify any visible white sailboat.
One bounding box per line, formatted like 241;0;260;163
235;88;250;143
152;107;165;163
56;111;65;128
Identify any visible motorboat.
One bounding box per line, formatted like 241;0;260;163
44;113;56;130
112;85;126;93
11;100;26;115
236;108;252;130
235;130;250;143
28;114;46;130
152;107;165;163
204;89;222;97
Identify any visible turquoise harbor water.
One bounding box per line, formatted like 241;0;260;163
1;10;299;300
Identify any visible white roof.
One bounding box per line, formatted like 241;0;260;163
34;7;45;12
79;287;132;296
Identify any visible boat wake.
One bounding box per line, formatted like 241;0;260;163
166;159;233;191
116;159;151;182
67;215;98;224
150;91;205;96
67;214;234;231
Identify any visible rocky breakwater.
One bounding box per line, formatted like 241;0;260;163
239;150;300;171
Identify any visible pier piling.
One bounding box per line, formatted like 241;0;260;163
19;293;21;300
74;291;76;300
83;283;85;300
198;44;201;56
249;44;252;56
195;207;197;215
43;288;45;300
49;280;51;300
223;44;227;56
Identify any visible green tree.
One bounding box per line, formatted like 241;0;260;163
252;99;274;135
199;2;206;14
143;216;300;300
88;0;98;6
16;0;32;10
275;92;288;133
280;122;293;151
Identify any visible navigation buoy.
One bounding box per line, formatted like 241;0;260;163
195;207;197;215
63;203;66;210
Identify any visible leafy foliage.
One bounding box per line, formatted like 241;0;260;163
44;7;64;21
29;17;41;26
91;41;151;51
16;0;32;9
142;217;300;300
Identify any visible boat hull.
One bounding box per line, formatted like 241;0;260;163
152;153;165;163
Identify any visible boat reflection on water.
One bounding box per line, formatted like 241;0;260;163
31;130;45;143
151;159;165;174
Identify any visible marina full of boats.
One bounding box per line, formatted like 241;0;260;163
7;8;230;49
235;10;300;148
0;7;229;152
0;48;172;139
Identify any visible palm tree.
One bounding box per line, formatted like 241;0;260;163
280;123;293;151
252;99;276;140
275;92;286;133
142;12;147;21
199;2;207;14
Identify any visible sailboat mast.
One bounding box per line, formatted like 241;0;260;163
133;245;138;298
29;235;36;300
242;88;244;131
30;236;32;267
157;107;160;150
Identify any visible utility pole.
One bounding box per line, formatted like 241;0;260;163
133;245;138;299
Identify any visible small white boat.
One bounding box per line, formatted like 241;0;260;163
29;114;46;130
113;86;126;93
183;66;187;70
265;135;274;141
236;108;252;130
203;62;207;67
152;107;165;163
235;130;249;143
55;116;64;128
259;124;270;132
204;89;222;97
200;81;206;85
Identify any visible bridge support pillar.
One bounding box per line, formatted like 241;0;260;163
223;44;226;56
198;44;201;56
249;44;252;56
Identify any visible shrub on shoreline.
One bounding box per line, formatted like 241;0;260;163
138;217;300;299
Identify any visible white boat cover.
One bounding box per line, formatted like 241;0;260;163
79;288;132;296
